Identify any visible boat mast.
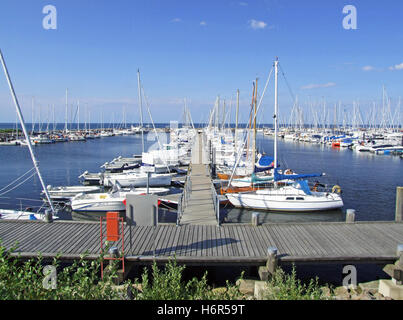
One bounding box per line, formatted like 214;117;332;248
252;78;258;172
236;89;239;132
137;69;145;153
65;88;68;134
0;49;56;215
274;58;279;176
31;97;35;135
77;100;80;132
52;104;55;133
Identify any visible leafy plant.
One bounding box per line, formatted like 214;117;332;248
132;259;243;300
262;265;328;300
0;242;124;300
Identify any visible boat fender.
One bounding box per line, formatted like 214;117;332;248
332;185;342;194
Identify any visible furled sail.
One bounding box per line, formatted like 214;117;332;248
273;168;323;182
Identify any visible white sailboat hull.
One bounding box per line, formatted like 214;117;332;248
226;189;343;212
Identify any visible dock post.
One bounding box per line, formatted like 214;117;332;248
393;245;403;285
258;247;278;281
266;247;278;275
217;197;220;226
44;209;53;223
251;212;260;226
346;209;355;223
396;187;403;222
398;244;403;269
212;147;216;177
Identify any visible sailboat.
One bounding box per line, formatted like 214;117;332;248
226;58;344;212
217;80;276;190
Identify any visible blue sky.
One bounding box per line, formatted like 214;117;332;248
0;0;402;124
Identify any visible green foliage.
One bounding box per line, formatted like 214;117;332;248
262;265;328;300
133;259;244;300
0;241;331;300
0;242;124;300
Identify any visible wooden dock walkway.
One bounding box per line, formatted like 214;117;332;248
180;132;217;225
1;220;403;266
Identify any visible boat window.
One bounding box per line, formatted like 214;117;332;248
296;197;305;200
286;197;295;200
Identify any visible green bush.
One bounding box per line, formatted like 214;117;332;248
262;265;328;300
0;243;124;300
133;259;243;300
0;242;331;300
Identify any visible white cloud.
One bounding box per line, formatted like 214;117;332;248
200;21;207;26
171;18;181;23
239;2;248;6
301;82;336;90
362;65;375;71
249;19;267;30
389;62;403;70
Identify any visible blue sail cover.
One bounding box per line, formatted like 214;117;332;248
273;168;322;182
298;180;312;195
324;135;346;141
254;155;275;173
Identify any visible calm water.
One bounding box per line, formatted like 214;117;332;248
223;134;402;223
0;130;402;223
222;133;403;223
0;133;156;218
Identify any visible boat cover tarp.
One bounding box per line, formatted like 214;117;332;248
298;180;312;195
273;169;322;182
254;155;275;172
251;173;273;183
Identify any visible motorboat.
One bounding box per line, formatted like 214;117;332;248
43;185;102;201
102;172;172;188
70;188;170;212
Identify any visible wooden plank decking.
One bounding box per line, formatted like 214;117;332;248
180;132;217;225
1;220;403;266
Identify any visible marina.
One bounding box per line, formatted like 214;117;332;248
0;120;402;287
0;1;403;300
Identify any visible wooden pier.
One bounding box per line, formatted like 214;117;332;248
179;132;217;225
0;220;402;267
